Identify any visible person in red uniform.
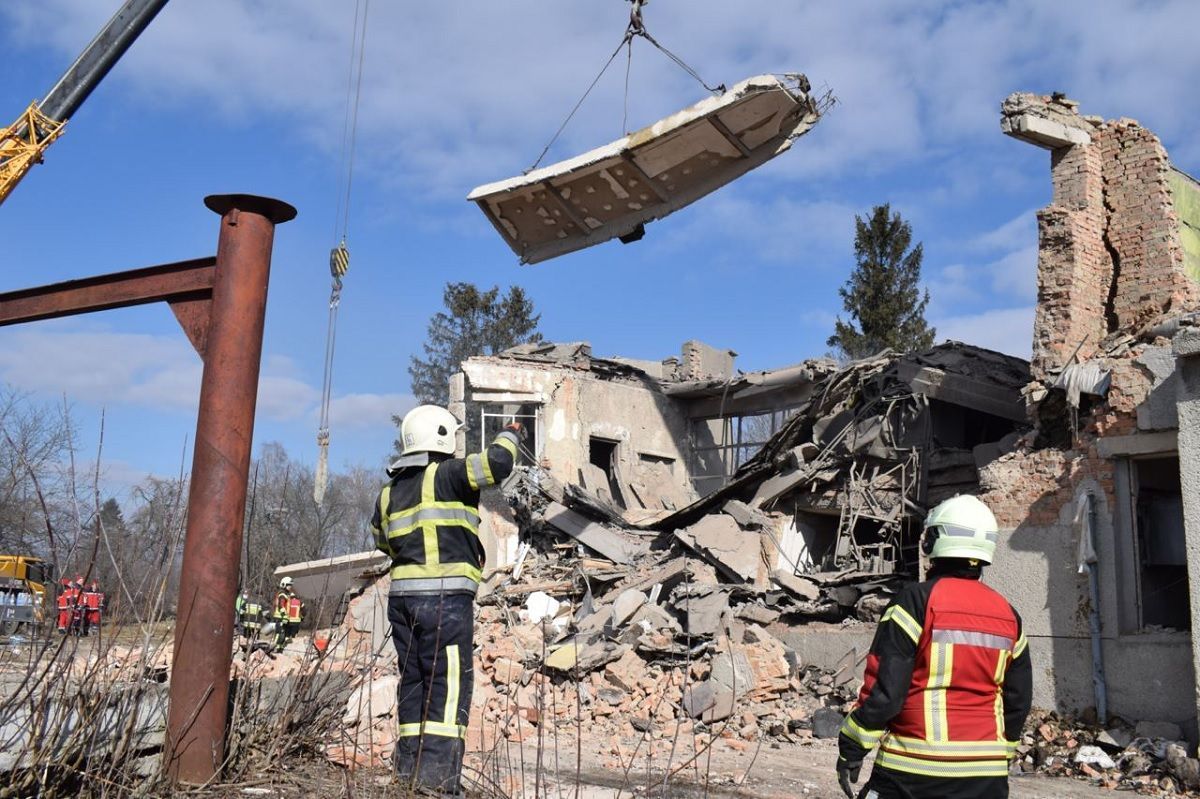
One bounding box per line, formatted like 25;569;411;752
836;495;1033;799
70;577;85;635
85;581;103;635
56;578;72;633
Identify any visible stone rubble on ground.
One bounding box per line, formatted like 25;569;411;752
1016;710;1200;796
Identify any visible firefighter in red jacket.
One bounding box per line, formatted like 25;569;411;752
837;495;1033;799
372;405;520;796
84;581;103;635
56;578;72;633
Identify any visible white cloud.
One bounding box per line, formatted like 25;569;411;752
655;192;857;264
932;211;1038;310
934;306;1034;359
0;325;389;425
327;393;415;430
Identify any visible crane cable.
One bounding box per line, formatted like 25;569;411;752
528;0;724;173
315;0;370;506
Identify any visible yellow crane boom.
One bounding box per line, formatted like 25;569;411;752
0;0;167;205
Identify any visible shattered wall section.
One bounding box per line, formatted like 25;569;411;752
1003;93;1200;379
1102;122;1200;331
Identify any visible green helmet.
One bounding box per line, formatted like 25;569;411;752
922;495;999;564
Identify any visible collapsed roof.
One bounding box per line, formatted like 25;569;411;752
468;74;825;264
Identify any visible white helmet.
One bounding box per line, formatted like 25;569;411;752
279;576;293;588
922;495;999;564
400;405;462;455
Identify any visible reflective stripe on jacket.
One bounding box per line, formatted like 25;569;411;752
838;570;1033;780
372;431;518;596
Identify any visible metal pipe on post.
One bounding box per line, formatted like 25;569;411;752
166;194;296;784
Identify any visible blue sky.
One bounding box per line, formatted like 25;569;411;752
2;0;1198;497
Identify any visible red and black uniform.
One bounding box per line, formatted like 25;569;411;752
839;562;1032;798
56;580;72;633
371;430;518;795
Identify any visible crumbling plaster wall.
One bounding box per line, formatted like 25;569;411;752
980;454;1193;724
1003;94;1200;380
1173;329;1200;729
455;357;696;568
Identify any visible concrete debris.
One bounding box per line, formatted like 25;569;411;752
1016;711;1200;795
674;514;762;584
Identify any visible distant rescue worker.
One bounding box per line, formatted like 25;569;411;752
836;495;1033;799
273;577;303;649
83;581;103;635
56;578;72;633
235;591;248;635
240;595;264;643
372;405;521;795
70;577;85;636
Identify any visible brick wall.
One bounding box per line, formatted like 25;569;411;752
1101;122;1200;330
1018;97;1200;379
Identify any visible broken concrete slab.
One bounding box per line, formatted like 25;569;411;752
627;602;680;635
542;502;645;564
674;585;731;638
710;644;755;695
722;500;767;529
771;570;820;601
674;514;761;583
811;707;844;739
611;588;648;627
545;639;630;674
468;74;823;265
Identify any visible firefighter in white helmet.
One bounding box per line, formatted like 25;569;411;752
273;576;303;650
836;495;1033;799
372;405;521;795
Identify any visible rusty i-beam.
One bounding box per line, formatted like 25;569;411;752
0;193;296;784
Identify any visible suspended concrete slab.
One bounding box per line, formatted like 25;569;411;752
468;74;823;265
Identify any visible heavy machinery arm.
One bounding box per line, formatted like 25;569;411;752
0;0;168;205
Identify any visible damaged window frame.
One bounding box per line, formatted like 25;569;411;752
1115;452;1190;634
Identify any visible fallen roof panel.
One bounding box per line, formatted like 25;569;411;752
468;74;823;265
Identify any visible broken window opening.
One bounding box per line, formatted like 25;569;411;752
689;408;796;493
927;399;1019;449
478;404;541;461
1131;455;1189;632
588;436;626;509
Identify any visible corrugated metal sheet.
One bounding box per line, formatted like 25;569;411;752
468;74;822;264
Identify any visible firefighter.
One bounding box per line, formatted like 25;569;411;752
836;495;1033;799
241;595;263;644
273;577;303;649
56;578;72;634
70;577;85;636
372;405;520;795
83;581;103;636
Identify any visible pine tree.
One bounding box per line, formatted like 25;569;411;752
827;204;935;360
404;281;542;408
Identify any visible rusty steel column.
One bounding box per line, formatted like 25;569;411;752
166;194;296;784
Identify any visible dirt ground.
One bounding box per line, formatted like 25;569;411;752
460;735;1120;799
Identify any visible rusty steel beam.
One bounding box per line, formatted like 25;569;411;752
0;257;216;327
165;194;295;784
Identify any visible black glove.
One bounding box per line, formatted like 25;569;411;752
836;756;862;799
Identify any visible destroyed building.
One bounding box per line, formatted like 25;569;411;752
452;338;1027;579
974;93;1200;734
286;92;1200;764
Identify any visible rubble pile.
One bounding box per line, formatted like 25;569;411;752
327;342;1032;768
1016;711;1200;796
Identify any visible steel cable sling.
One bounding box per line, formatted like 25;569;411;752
527;0;725;173
315;0;370;505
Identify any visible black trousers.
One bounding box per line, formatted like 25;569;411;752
861;765;1009;799
388;592;474;796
